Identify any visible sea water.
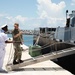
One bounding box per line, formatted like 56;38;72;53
7;34;33;47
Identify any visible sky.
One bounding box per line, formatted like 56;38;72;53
0;0;75;30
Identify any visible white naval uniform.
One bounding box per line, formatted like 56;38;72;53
0;29;8;70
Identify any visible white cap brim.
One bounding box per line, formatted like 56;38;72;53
0;24;7;29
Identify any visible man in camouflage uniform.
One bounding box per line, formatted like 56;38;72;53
12;23;23;65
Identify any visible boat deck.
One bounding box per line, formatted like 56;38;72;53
0;43;73;75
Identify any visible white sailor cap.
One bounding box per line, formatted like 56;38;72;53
0;24;7;29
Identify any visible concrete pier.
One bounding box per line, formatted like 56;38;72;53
0;43;73;75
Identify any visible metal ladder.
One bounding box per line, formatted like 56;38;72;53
6;47;75;71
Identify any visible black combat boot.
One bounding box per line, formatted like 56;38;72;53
13;60;19;65
19;59;24;63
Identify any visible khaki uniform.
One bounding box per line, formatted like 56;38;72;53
12;29;23;62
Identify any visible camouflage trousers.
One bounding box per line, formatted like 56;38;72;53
13;43;22;62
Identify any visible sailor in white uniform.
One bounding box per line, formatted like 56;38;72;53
0;24;13;72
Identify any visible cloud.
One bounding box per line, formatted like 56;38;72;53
15;15;27;23
0;14;41;30
37;0;66;27
0;14;4;17
6;15;27;24
0;14;28;29
71;0;75;5
0;0;66;29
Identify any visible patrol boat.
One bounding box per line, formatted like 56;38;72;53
33;10;75;74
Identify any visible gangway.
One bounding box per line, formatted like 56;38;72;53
6;46;75;71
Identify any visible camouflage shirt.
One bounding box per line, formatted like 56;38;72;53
12;29;23;44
